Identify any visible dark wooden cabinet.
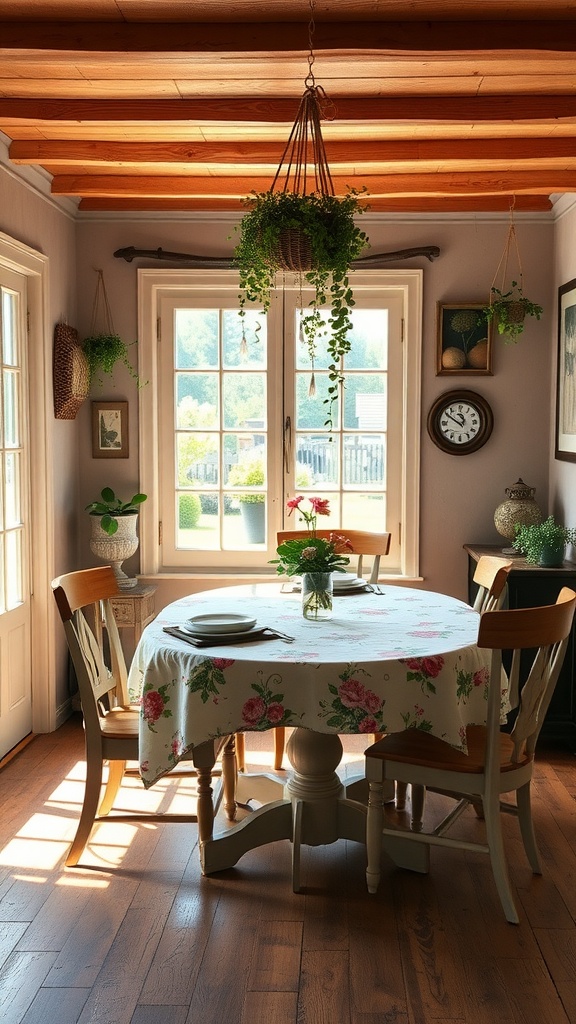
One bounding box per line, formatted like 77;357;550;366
465;544;576;747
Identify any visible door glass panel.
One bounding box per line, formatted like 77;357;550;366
2;291;17;365
1;282;27;616
5;452;20;527
3;370;19;447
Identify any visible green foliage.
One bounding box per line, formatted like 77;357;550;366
271;536;350;576
178;492;202;529
82;333;144;387
228;456;265;503
481;281;543;341
233;188;369;428
85;487;147;535
514;516;576;564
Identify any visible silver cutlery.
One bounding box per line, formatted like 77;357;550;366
264;626;295;643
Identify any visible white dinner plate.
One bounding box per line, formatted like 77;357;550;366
180;623;262;642
185;613;257;635
332;576;366;589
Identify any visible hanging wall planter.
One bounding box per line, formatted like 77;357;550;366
480;203;543;343
82;269;143;387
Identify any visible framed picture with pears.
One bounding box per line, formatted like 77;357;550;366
436;302;493;376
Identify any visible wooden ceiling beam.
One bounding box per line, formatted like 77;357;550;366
77;194;552;213
51;170;576;197
2;96;576;124
1;20;575;55
10;138;576;166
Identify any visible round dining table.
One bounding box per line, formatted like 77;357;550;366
128;582;501;888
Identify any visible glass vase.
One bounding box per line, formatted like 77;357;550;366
301;572;333;621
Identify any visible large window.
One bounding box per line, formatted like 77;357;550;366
139;269;422;578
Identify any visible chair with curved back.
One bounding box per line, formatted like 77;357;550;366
364;587;576;924
234;528;392;773
52;565;236;867
395;555;514;822
472;554;513;613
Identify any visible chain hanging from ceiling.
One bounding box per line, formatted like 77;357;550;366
269;0;335;198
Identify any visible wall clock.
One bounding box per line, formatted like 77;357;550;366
427;389;493;455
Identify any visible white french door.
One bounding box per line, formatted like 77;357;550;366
0;266;32;759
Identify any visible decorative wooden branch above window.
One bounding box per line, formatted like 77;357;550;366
113;244;440;267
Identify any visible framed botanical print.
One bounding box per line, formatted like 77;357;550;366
91;401;129;458
555;278;576;462
436;302;493;376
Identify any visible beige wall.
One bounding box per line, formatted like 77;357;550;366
0;159;79;711
550;198;576;531
75;212;555;606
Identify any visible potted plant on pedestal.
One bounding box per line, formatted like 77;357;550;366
86;487;147;589
514;516;576;567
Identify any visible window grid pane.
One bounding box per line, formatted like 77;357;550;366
174;308;268;552
293;308;388;531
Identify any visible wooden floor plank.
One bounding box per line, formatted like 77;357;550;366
248;919;303;991
0;951;58;1024
241;991;298;1024
298;950;350;1024
1;719;576;1024
19;986;90;1024
495;957;572;1024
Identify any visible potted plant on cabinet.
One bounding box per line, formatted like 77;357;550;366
86;487;147;589
227;456;266;544
481;280;543;341
514;516;576;567
233;188;369;427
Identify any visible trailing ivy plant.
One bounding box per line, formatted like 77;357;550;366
480;281;543;342
82;332;144;388
233;188;369;427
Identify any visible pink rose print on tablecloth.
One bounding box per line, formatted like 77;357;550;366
319;664;386;733
186;656;236;703
457;665;489;701
240;672;296;731
402;655;445;693
141;683;172;732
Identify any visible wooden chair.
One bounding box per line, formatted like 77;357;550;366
235;528;392;774
472;554;513;612
364;587;576;924
395;555;514;821
52;566;236;867
276;528;391;585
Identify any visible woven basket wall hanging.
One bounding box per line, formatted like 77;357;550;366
53;322;89;420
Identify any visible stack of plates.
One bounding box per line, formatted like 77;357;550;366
331;573;369;593
182;613;258;641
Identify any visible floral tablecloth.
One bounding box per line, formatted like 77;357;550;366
128;583;504;787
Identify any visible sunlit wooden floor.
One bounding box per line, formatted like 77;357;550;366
0;714;576;1024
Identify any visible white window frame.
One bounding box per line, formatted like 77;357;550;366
138;268;422;580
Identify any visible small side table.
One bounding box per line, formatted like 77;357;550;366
110;583;157;647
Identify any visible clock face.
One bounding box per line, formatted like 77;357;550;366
427;390;493;455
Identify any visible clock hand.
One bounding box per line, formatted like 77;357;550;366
445;412;466;426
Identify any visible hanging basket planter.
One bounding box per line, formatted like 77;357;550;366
233;74;369;428
480;204;543;342
275;227;314;272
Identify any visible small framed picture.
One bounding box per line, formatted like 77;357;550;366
555;278;576;462
91;401;129;458
436;302;493;376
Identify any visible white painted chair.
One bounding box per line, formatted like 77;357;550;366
52;565;236;867
364;587;576;924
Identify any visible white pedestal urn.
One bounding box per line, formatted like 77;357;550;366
89;512;140;590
